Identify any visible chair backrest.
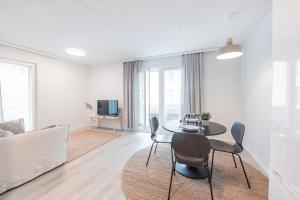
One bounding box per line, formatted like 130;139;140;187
149;116;159;137
231;122;245;149
171;133;210;164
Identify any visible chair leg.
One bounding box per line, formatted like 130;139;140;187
154;143;158;154
232;153;237;168
211;150;215;175
146;142;155;167
206;166;214;200
170;146;175;175
168;162;175;200
173;162;176;176
237;154;251;188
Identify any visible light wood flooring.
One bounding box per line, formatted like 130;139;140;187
0;129;265;200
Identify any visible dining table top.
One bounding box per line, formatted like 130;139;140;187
162;121;227;136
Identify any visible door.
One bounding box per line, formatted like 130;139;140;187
139;66;182;128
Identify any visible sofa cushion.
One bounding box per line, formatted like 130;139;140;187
0;129;14;137
0;119;25;134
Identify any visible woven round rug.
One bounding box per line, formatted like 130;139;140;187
121;144;268;200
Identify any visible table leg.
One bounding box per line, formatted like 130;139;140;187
113;119;116;132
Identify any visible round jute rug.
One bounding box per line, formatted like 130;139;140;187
121;144;268;200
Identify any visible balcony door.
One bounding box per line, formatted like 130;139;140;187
138;66;181;128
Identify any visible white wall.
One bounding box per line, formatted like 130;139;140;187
87;62;123;128
241;12;272;173
0;44;89;131
203;52;242;141
88;53;242;136
142;56;181;69
88;62;123;109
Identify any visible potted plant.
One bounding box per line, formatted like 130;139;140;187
201;112;211;126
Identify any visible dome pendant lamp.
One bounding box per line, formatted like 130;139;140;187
216;37;243;60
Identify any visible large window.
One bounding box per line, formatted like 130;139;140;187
0;60;35;130
138;65;182;128
164;68;181;122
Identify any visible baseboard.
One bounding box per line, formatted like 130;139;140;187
243;144;270;177
87;125;128;133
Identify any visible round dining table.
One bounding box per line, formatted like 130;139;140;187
162;121;227;179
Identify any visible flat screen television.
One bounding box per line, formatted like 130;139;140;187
97;100;118;116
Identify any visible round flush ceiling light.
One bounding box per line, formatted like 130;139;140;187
216;38;243;60
65;48;86;56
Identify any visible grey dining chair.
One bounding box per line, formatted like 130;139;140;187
146;116;173;167
168;133;213;200
209;122;251;188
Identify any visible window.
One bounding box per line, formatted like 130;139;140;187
164;68;181;123
0;60;35;130
138;65;182;128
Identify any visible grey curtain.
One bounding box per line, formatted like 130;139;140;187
182;52;203;114
123;60;142;129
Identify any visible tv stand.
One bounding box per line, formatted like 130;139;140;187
90;115;122;132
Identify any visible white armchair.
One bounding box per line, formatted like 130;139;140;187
0;125;68;193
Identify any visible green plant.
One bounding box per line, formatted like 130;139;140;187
201;112;211;120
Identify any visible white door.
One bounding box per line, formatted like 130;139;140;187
138;66;182;128
147;67;181;125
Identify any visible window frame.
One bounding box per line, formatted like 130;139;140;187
0;58;37;130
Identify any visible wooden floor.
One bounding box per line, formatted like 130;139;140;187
0;129;265;200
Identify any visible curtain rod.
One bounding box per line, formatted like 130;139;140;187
122;46;220;62
0;41;60;60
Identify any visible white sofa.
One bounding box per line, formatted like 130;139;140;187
0;125;68;193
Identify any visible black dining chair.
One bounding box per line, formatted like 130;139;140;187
146;116;173;167
168;133;213;200
209;122;251;188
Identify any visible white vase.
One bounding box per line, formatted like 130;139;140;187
202;120;209;126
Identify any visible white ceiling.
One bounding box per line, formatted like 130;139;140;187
0;0;271;66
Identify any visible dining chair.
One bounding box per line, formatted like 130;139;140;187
146;116;173;167
168;133;213;200
209;122;251;188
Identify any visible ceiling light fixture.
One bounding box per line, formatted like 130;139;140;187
65;48;86;56
216;38;243;60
